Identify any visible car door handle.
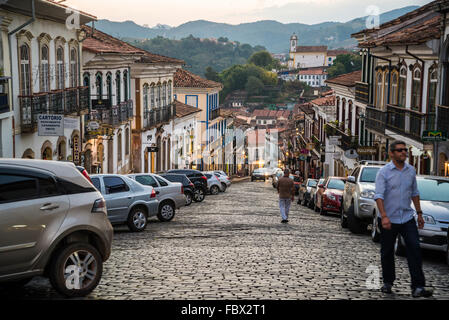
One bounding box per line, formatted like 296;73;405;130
40;203;60;211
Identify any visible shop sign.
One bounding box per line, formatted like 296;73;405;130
356;146;377;155
38;114;64;136
422;131;447;142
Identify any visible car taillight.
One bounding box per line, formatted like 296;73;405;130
201;176;207;181
82;169;93;183
92;198;107;215
181;186;184;194
150;189;156;198
215;175;220;180
189;183;194;187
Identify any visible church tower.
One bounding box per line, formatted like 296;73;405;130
290;33;298;53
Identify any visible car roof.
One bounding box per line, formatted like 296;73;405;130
416;175;449;181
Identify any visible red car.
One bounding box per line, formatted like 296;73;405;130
315;177;346;215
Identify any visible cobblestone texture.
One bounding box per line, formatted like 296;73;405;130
1;181;448;300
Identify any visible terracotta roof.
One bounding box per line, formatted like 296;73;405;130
295;46;328;53
299;69;327;75
326;70;362;87
174;100;202;118
297;103;315;115
174;69;223;89
82;26;184;64
310;95;335;107
358;14;441;48
327;50;350;56
44;0;97;20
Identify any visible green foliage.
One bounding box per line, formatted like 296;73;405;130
248;51;279;70
245;76;264;96
327;54;362;78
205;67;220;82
126;35;265;76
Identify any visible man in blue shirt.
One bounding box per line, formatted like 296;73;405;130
374;140;432;298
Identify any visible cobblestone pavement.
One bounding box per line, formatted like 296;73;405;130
2;180;448;300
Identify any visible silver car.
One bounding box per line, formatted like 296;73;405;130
0;159;113;297
127;173;185;222
372;176;449;263
203;172;224;195
209;171;231;192
342;161;386;233
309;178;325;209
91;174;159;232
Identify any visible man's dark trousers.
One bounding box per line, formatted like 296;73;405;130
379;217;425;290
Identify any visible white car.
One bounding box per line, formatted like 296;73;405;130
212;171;231;191
203;172;224;195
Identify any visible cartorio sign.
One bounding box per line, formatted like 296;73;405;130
356;146;377;155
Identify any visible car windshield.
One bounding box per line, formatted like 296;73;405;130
360;167;380;183
307;180;317;187
327;179;345;190
417;179;449;202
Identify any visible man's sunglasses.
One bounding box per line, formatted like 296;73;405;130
392;148;408;153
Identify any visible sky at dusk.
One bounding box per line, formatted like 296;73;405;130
65;0;433;27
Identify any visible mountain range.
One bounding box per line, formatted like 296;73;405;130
90;6;419;53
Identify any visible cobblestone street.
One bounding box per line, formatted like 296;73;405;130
2;180;449;300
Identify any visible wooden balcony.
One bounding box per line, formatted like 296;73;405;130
324;122;359;151
143;105;175;130
365;105;386;135
386;105;436;142
355;81;369;104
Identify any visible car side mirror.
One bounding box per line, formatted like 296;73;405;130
347;176;356;183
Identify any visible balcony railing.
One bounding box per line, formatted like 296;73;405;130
143;105;175;129
324;122;359;151
209;108;220;121
65;88;78;114
126;99;133;119
78;86;89;112
365;105;386;134
386;105;435;142
355;82;369;104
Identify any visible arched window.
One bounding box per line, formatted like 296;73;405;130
390;69;399;105
143;84;149;116
157;84;161;108
150;85;155;109
375;71;383;108
411;66;422;111
116;71;121;104
117;132;122;162
125;127;130;156
398;65;407;108
56;46;64;90
70;47;78;87
40;45;50;92
95;73;103;98
20;44;31;95
106;73;112;102
162;82;167;107
427;65;438;114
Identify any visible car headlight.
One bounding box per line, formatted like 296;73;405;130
361;190;376;199
422;214;436;225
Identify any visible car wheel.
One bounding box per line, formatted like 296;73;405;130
371;214;381;243
347;202;364;234
184;191;193;206
158;202;175;222
320;205;327;216
395;236;407;257
221;183;227;192
127;207;148;232
193;188;205;202
49;243;103;297
210;185;220;195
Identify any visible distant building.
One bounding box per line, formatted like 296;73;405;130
288;33;350;69
298;67;328;87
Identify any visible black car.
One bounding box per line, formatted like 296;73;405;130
160;173;196;205
167;169;208;202
251;168;269;181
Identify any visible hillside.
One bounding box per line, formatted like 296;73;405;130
90;6;419;53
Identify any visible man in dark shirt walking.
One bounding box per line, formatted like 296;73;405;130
277;169;295;223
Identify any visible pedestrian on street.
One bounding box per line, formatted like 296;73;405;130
374;140;433;298
277;169;295;223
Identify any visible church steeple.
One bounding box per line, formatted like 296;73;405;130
290;33;298;53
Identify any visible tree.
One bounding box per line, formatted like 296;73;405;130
245;76;264;96
327;53;362;78
248;51;273;69
217;37;228;43
205;67;220;82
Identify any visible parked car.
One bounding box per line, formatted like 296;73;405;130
214;170;229;178
272;171;284;188
76;165;93;184
127;173;185;222
90;174;159;232
160;173;196;206
315;177;346;215
167;169;208;202
0;159;113;297
203;173;224;195
371;176;449;261
213;172;231;192
310;178;325;209
341;161;386;233
251;168;270;181
298;179;318;206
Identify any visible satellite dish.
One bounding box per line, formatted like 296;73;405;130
344;149;358;159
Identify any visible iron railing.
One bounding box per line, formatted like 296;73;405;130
143;105;175;129
386;105;435;142
365;105;386;135
324;122;359;151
